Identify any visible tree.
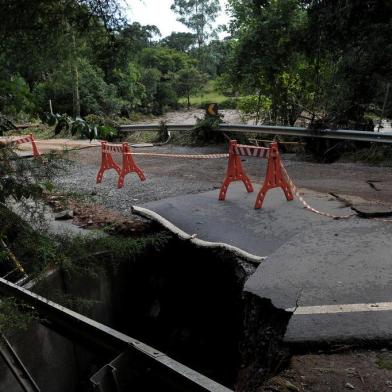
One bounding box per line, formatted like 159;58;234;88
303;0;392;127
113;63;146;115
33;59;121;116
138;47;196;113
0;0;127;118
171;0;221;48
138;47;196;74
175;67;207;109
227;0;312;125
161;32;196;52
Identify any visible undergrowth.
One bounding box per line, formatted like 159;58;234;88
57;230;172;279
0;204;172;333
0;298;37;335
342;144;392;165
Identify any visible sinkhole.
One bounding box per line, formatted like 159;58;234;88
0;229;292;392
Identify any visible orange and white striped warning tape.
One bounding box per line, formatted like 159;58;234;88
103;144;125;153
132;152;229;159
280;162;356;220
234;144;269;158
14;135;35;145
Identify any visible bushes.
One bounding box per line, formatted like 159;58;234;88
41;113;117;141
0;75;34;118
236;95;272;124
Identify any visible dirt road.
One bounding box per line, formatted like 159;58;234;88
54;144;392;215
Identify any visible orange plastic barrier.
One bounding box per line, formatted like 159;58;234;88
219;140;293;209
12;134;40;157
96;142;145;188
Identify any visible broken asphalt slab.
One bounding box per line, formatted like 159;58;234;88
140;182;392;345
246;217;392;345
140;182;352;257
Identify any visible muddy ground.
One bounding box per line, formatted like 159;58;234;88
46;133;392;391
128;108;245;125
263;350;392;392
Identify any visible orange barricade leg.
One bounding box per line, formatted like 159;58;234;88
30;134;40;157
96;142;122;184
219;140;253;201
117;143;146;188
254;142;293;209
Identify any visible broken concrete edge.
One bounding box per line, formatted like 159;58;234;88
284;334;392;354
237;292;293;391
131;205;266;265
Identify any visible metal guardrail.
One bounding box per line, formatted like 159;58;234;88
119;123;392;144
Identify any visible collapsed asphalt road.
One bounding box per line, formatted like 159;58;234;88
50;143;392;346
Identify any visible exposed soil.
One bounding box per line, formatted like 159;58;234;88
45;192;152;235
263;350;392;392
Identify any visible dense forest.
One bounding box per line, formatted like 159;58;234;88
0;0;391;130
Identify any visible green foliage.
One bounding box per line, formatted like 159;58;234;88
137;47;197;114
0;157;63;278
304;0;392;125
237;95;272;124
0;0;227;119
113;63;146;115
0;115;16;135
228;0;310;125
139;47;195;74
161;32;196;52
227;0;392;128
191;111;225;144
33;59;121;117
175;67;208;109
171;0;221;48
0;75;34;116
58;231;172;278
214;74;235;96
140;68;162;113
0;147;58;205
41;113;116;141
0;298;37;335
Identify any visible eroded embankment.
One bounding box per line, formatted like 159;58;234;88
1;209;294;391
106;210;294;390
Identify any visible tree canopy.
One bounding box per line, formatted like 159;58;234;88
0;0;390;127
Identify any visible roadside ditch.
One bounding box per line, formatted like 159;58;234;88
1;203;293;391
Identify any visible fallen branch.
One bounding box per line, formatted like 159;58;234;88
0;238;26;275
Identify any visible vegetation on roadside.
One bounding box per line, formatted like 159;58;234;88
2;0;390;144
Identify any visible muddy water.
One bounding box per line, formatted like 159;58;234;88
130;109;248;125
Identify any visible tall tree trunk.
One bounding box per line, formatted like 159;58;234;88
72;32;80;118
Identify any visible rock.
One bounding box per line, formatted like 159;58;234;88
285;380;300;391
54;210;74;220
345;382;355;389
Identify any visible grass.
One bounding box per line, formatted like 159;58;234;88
376;353;392;370
179;80;233;107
